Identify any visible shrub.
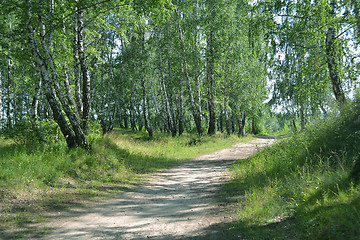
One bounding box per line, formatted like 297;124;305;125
2;117;60;144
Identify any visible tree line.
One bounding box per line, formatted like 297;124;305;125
0;0;359;148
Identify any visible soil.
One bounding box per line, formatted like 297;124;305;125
31;137;275;240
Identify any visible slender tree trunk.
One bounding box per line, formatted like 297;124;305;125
194;0;203;132
130;74;136;131
76;5;91;133
300;105;306;131
176;11;203;135
157;30;175;136
6;18;12;128
219;106;223;133
63;67;80;120
118;38;127;128
137;105;143;132
31;77;41;119
206;2;216;135
178;75;184;136
6;55;11;128
29;73;45;142
237;115;242;137
326;0;346;104
231;111;235;133
158;80;170;133
140;31;153;138
292;119;298;133
166;33;177;137
74;7;83;115
40;17;87;147
242;112;246;136
238;111;246;136
224;101;230;135
223;52;231;136
152;84;168;132
26;0;85;148
19;65;26;120
252;118;255;134
27;23;76;147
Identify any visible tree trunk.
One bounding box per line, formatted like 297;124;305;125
40;21;87;147
223;51;231;136
176;11;203;135
178;75;184;136
27;32;77;147
238;111;246;136
167;49;177;136
6;56;11;128
152;84;168;132
140;31;153;138
73;34;83;114
252;117;255;134
219;106;223;133
119;38;127;128
206;4;216;135
26;0;85;148
76;5;91;133
224;102;231;135
64;67;81;120
6;19;12;128
237;115;242;137
326;0;346;104
74;6;83;115
130;83;136;131
157;31;176;136
300;105;306;131
193;1;203;134
292;119;298;133
231;111;235;133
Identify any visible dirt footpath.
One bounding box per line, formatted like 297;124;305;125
36;138;275;240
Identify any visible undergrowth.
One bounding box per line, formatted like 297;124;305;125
0;128;249;238
225;105;360;239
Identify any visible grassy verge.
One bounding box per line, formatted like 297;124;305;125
0;129;252;239
223;107;360;239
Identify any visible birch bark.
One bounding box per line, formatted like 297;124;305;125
325;0;346;104
176;11;203;135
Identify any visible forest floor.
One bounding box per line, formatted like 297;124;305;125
25;137;275;240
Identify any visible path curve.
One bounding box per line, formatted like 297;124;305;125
37;138;275;240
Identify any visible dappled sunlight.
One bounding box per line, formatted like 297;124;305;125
15;138;272;240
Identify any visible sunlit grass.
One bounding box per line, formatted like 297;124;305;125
109;128;253;160
224;106;360;239
0;128;253;238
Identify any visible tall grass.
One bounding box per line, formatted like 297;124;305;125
0;128;251;238
225;106;360;239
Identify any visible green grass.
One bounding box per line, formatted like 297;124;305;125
223;106;360;239
0;128;252;239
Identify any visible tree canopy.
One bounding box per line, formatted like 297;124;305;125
0;0;359;147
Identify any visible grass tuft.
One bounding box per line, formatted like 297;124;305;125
224;106;360;239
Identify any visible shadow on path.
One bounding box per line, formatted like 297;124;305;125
11;138;275;240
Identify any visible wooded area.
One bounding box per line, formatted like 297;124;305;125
0;0;359;148
2;1;360;239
